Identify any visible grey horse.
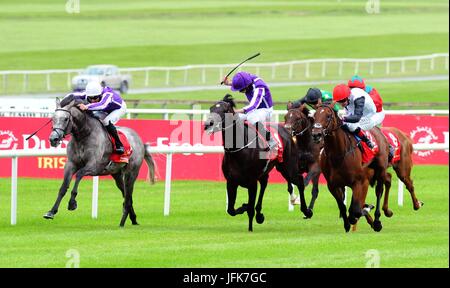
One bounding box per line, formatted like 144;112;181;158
44;96;155;226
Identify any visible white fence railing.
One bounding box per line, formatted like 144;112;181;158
0;53;448;94
0;108;448;122
0;143;448;225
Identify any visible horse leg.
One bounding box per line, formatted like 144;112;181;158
119;172;138;227
255;175;268;224
372;177;384;232
112;171;139;225
246;182;258;232
44;162;76;219
330;186;351;232
67;168;88;211
308;172;320;212
348;180;367;225
394;163;422;210
382;172;394;217
226;181;244;216
280;164;312;218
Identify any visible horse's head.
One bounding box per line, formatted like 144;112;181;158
49;97;83;147
311;103;341;144
204;94;236;134
284;103;311;137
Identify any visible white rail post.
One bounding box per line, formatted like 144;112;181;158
338;61;343;76
23;74;28;93
67;72;71;89
445;55;449;70
288;63;293;79
401;60;405;73
321;61;326;77
416;59;420;72
145;69;149;87
11;157;18;225
430;57;435;70
46;73;51;91
165;70;170;86
202;68;206;84
92;176;99;219
305;62;310;78
3;74;7;94
398;180;404;206
164;153;173;216
354;62;359;75
271;64;276;80
386;60;390;75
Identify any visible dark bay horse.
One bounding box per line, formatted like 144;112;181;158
204;95;312;231
380;127;423;217
45;97;156;226
312;103;390;232
283;104;321;215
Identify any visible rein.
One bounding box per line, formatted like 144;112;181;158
52;108;73;139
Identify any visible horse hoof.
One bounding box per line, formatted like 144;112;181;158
303;208;313;219
43;211;54;219
68;201;77;211
348;216;357;225
344;224;351;233
373;220;382;232
414;201;424;210
384;209;394;218
132;222;139;225
256;213;265;224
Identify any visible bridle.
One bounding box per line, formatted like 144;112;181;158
287;109;311;137
313;104;342;137
52;108;73;140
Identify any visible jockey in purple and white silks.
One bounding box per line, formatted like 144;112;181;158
69;81;127;154
223;71;277;150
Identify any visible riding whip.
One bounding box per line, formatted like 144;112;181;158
25;119;52;141
220;52;261;85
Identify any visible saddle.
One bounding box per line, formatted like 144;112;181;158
107;130;133;163
352;130;379;164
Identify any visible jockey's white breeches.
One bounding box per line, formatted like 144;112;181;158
238;107;273;124
101;102;127;126
345;114;377;132
372;109;385;127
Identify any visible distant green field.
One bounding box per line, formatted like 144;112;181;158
0;165;447;267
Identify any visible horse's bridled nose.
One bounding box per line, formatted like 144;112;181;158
284;124;292;130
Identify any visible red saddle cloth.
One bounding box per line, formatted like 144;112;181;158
108;131;133;163
360;131;379;164
244;122;284;163
381;128;401;164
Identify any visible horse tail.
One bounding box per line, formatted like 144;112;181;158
144;143;157;185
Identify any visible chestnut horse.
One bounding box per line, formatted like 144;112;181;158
283;104;321;215
311;103;390;232
380;127;423;217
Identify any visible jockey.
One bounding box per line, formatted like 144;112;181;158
348;75;385;127
291;87;340;112
333;84;376;149
223;71;277;150
74;81;127;154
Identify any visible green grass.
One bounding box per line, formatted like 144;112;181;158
0;165;447;267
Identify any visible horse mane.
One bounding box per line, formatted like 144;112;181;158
60;95;84;108
222;94;236;108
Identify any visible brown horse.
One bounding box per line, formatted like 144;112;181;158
379;127;423;217
311;103;390;232
283;104;322;215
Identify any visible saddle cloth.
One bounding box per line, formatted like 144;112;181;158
381;128;401;164
108;130;133;163
357;130;379;164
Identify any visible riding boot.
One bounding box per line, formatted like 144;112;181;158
354;127;375;149
256;122;277;151
388;144;395;163
105;122;125;154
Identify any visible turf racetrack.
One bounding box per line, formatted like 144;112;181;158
0;165;447;267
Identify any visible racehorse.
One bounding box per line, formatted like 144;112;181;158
283;104;321;215
44;96;156;227
379;127;423;217
311;103;390;232
204;94;312;231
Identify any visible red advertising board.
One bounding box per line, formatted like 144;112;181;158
0;115;448;182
